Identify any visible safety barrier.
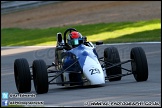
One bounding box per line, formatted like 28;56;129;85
1;1;61;14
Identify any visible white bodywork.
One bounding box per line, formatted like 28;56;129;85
83;56;105;85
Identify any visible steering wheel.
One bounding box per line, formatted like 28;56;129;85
63;28;77;45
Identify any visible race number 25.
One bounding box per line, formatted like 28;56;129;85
89;68;100;75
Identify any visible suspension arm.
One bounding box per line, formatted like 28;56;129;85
48;59;79;83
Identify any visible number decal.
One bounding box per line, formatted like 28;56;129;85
89;68;100;75
89;69;94;75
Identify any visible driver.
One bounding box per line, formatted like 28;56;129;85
67;31;84;48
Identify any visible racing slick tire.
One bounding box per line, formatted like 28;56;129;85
130;47;148;82
32;59;48;94
104;46;122;81
14;58;31;93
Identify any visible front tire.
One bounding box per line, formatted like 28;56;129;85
130;47;148;81
14;58;31;93
104;46;122;81
32;59;48;94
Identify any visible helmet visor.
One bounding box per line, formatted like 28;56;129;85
71;39;79;45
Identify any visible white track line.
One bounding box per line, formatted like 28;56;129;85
1;42;161;49
102;41;161;46
1;46;55;49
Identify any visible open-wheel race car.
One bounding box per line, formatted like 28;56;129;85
14;28;148;94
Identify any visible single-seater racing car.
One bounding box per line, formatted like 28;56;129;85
14;28;148;94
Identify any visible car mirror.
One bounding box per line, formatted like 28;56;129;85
96;41;103;45
57;33;62;43
83;36;87;42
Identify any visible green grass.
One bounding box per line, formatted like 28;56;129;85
1;19;161;46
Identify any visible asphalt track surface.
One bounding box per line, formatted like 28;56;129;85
1;42;161;107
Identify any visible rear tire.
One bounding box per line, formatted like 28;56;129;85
14;58;31;93
32;59;48;94
104;46;122;81
130;47;148;81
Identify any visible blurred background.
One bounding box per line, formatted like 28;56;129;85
1;1;161;29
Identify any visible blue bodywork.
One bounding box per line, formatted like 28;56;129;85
62;44;98;71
